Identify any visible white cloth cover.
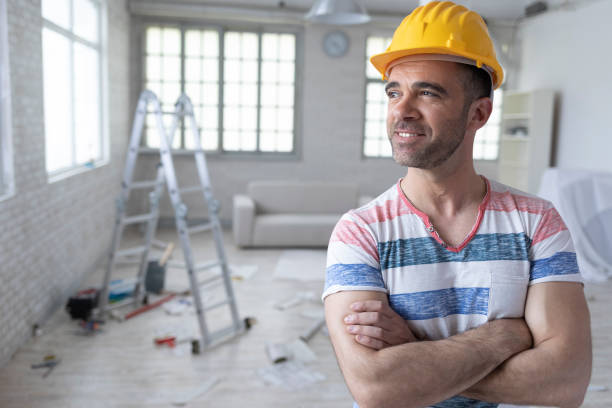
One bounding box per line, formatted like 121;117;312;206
538;168;612;282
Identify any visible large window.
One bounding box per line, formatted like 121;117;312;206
473;88;502;160
363;35;393;158
143;25;297;154
42;0;106;176
363;35;502;161
0;0;13;200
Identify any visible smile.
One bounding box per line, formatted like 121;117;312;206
396;132;422;138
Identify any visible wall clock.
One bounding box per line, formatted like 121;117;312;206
323;30;349;58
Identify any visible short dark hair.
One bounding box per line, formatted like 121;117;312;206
457;63;492;104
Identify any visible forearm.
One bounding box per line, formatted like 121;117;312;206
463;282;592;408
342;319;531;408
462;337;592;407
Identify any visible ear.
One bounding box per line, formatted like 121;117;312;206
466;97;493;133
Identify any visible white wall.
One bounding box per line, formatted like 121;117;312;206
516;0;612;171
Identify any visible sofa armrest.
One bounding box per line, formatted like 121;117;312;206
358;195;374;207
233;194;255;247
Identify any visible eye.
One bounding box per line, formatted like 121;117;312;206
421;90;439;98
386;90;400;99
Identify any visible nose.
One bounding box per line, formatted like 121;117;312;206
389;94;421;122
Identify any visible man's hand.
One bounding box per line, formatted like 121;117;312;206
344;299;417;349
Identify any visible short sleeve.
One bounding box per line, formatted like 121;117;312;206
529;205;582;285
322;211;387;300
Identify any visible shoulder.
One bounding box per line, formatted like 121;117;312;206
343;179;414;226
487;179;556;216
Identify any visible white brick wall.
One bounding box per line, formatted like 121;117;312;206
0;0;130;366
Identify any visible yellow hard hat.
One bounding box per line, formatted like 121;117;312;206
370;1;504;89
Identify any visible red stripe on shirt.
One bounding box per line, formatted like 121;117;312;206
353;199;417;225
487;190;552;215
532;207;568;246
330;219;379;261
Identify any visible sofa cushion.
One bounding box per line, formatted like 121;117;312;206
247;181;358;214
252;214;341;247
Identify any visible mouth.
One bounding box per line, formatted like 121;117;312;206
395;131;424;138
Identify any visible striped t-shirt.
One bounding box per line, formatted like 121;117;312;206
323;178;582;408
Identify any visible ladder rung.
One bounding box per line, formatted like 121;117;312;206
188;222;213;235
166;260;186;269
122;213;155;225
198;274;223;289
145;110;177;115
130;180;159;189
179;185;205;194
204;299;230;312
206;324;244;345
194;260;221;272
115;246;146;258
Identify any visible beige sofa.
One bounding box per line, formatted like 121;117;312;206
232;181;369;248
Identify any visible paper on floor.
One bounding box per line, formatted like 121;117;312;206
257;361;325;390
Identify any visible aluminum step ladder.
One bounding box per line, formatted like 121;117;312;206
97;90;169;317
158;92;245;349
98;90;245;351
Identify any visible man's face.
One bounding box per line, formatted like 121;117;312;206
385;60;470;169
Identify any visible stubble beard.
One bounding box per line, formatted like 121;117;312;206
389;111;469;169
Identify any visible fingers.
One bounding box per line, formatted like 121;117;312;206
350;300;386;313
344;311;395;331
347;323;385;340
354;334;387;350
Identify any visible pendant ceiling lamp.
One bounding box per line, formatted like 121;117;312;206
305;0;371;25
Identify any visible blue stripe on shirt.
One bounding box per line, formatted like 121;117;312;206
378;233;531;270
530;251;579;281
324;264;384;291
389;287;489;320
432;395;499;407
353;395;497;408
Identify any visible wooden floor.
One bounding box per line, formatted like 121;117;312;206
0;228;610;407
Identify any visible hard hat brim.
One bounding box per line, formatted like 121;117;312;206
370;47;503;89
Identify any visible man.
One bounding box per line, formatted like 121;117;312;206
323;2;592;408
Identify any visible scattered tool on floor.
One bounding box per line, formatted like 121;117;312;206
31;355;60;378
153;335;192;348
266;342;292;364
111;294;176;322
145;242;175;294
77;319;104;335
299;317;326;343
66;288;99;321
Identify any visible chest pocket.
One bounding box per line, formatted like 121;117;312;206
488;263;530;319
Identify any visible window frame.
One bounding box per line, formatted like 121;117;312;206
473;88;503;161
0;0;14;201
362;33;394;160
41;0;108;181
139;19;302;159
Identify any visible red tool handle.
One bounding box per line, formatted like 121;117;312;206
124;294;175;320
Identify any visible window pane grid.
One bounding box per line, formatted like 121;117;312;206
143;25;296;154
144;27;182;148
258;33;294;153
474;89;503;160
363;35;392;158
42;0;104;174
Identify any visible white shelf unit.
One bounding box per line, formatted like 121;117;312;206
497;89;555;194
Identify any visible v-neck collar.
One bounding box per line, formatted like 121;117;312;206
396;176;491;253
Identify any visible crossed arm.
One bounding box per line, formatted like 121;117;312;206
324;281;591;408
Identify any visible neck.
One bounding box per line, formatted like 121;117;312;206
400;160;485;218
